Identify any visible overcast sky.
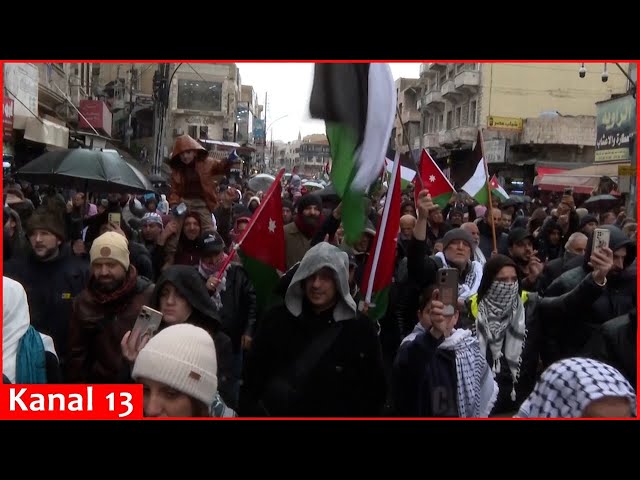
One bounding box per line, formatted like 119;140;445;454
236;62;421;143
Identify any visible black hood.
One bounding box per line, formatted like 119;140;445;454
583;224;636;270
151;265;221;328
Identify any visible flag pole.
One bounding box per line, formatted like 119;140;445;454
396;104;424;191
479;129;498;254
364;151;401;308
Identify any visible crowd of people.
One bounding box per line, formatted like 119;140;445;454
3;133;636;418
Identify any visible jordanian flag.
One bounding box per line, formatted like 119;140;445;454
385;157;415;189
237;168;286;313
490;174;509;202
414;148;455;208
309;63;396;244
461;130;491;206
360;152;402;322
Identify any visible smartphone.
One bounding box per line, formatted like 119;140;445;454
131;306;163;350
107;212;121;228
172;202;187;217
436;268;459;316
592;228;610;255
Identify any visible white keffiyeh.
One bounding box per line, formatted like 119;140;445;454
516;357;636;418
475;281;526;401
434;252;483;301
439;329;498;417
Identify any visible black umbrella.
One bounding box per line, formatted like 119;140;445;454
583;194;621;212
16;149;154;194
248;173;276;192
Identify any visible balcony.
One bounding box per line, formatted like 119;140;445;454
439;126;477;148
401;109;421;124
425;62;447;72
454;70;480;94
423;133;440;148
441;80;463;103
423;90;444;110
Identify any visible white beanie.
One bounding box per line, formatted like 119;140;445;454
132;324;218;406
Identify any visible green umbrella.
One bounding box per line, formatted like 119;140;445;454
17;148;153;194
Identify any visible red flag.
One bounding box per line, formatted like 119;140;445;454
413;149;455;209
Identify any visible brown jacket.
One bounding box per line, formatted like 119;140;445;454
284;221;313;270
167;134;226;212
66;275;154;384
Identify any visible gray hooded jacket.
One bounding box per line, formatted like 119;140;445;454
285;242;357;322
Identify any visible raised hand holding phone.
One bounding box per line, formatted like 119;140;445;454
429;288;457;339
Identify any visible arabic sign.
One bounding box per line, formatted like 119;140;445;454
253;119;265;145
595;94;636;163
487;115;522;131
3;97;14;142
618;165;636;176
484;138;507;164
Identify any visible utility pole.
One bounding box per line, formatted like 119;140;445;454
126;63;135;149
263;91;268;172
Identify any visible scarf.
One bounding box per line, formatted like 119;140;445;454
475;280;526;402
294;213;324;239
435;252;483;301
439;329;498;417
90;265;139;307
516;357;637;418
16;326;47;384
474;246;487;266
199;255;229;310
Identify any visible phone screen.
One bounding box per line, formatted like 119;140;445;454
131;306;163;350
108;212;121;227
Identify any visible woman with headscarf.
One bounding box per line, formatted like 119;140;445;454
515;357;636;418
131;323;235;417
121;265;235;410
3;277;61;384
461;249;615;415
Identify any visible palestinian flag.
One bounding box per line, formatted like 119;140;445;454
414;148;455;208
490;174;509;202
360;152;402;322
385;157;415;190
309;63;396;244
461;130;491;206
237;168;286;313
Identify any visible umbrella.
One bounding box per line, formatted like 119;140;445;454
248;173;276;192
583;194;620;211
317;183;340;203
16;149;154;194
302;181;324;192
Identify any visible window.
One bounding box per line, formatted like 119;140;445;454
469;100;477;125
177;79;222;112
188;126;198;138
446;111;452;130
455;106;462;127
438;114;443;131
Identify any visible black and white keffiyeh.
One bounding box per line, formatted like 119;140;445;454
475;281;526;401
434;252;483;301
439;329;498;417
515;357;637;418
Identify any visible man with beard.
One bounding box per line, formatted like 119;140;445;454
67;231;154;383
396;214;416;265
543;225;636;365
461;222;486;266
4;206;89;378
506;227;544;292
139;212;164;280
284;193;324;270
282;199;294;225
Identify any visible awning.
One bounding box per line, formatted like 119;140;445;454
537;163;628;195
534;167;567;185
23;117;69;149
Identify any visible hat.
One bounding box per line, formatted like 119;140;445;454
199;232;225;255
508;227;534;247
580;214;599;230
26;207;66;241
297;193;322;214
141;212;164;228
90;231;130;270
132;323;218;406
442;228;475;250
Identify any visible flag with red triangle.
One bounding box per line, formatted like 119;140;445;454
237;168;286;313
489;174;509;201
360;152;402;322
413;149;455;208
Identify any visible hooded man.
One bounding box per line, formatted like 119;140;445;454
242;242;387;417
164;134;226;266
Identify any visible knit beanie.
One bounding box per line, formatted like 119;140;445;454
442;228;475;250
132;323;218;406
89;231;130;270
26;207;66;241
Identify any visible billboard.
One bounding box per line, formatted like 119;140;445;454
595;94;636;163
253;119;265;145
79;100;112;136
